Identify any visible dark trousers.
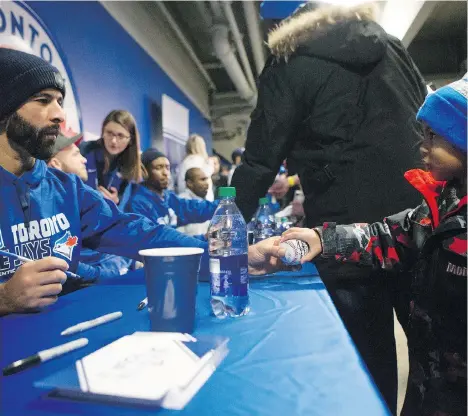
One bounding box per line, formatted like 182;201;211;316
319;266;398;415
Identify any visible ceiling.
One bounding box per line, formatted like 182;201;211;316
159;1;467;150
409;1;467;79
163;1;264;144
415;1;467;40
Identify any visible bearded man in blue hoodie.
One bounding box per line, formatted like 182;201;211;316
0;48;287;315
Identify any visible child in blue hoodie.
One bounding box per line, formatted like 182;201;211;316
0;49;287;315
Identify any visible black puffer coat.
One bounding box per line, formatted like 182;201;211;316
232;5;427;241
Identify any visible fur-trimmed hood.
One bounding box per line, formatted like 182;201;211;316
267;3;388;67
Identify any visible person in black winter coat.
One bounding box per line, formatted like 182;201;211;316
231;3;427;412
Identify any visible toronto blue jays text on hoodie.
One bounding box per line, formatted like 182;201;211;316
0;161;206;283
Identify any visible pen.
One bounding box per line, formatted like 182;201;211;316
0;249;81;280
2;338;88;376
137;297;148;311
61;311;123;336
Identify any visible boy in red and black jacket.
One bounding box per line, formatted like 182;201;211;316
282;77;467;415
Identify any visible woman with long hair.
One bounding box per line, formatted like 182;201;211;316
78;110;143;280
80;110;142;206
176;134;214;201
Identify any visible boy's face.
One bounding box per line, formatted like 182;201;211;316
420;125;466;181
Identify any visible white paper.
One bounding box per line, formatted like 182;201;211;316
76;333;208;403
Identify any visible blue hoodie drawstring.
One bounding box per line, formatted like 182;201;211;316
13;180;31;231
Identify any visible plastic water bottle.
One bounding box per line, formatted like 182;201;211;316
247;217;255;245
275;217;291;236
253;197;276;243
268;195;281;214
208;187;249;318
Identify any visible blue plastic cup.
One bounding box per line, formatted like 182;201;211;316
139;247;204;333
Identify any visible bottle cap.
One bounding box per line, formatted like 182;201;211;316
259;197;268;205
218;187;236;197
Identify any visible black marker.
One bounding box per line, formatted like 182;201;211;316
3;338;88;376
137;297;148;311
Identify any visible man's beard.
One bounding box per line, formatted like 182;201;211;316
6;112;60;161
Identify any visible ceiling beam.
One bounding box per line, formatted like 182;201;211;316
204;62;225;70
155;2;216;91
379;0;438;48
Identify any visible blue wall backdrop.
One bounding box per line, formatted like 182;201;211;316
26;1;212;152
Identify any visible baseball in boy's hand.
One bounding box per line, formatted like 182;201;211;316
280;228;323;264
279;239;310;265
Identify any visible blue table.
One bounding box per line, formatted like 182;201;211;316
0;267;390;415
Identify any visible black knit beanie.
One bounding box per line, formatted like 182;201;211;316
0;48;66;121
141;148;167;168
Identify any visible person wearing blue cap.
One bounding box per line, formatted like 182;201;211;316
280;77;467;415
231;2;428;410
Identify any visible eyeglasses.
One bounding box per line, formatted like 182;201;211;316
103;130;131;142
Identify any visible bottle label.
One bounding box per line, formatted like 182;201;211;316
210;254;248;297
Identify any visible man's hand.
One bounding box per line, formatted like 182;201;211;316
291;197;305;217
268;174;300;199
0;257;69;315
281;227;323;264
98;186;120;205
268;175;289;199
248;237;298;275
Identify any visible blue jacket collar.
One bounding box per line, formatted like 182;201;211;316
0;159;47;186
141;183;169;201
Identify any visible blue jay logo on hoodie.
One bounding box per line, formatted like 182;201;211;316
53;231;78;261
157;208;178;227
0;212;76;281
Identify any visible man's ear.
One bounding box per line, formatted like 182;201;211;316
48;157;62;170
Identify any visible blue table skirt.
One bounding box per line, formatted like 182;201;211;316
0;267;390;416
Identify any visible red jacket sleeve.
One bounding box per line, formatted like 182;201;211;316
315;207;419;270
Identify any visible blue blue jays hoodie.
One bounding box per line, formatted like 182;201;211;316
77;182;216;280
127;184;217;234
79;140;135;207
0;160;206;283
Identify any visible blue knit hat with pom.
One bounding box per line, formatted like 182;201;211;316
417;76;467;152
